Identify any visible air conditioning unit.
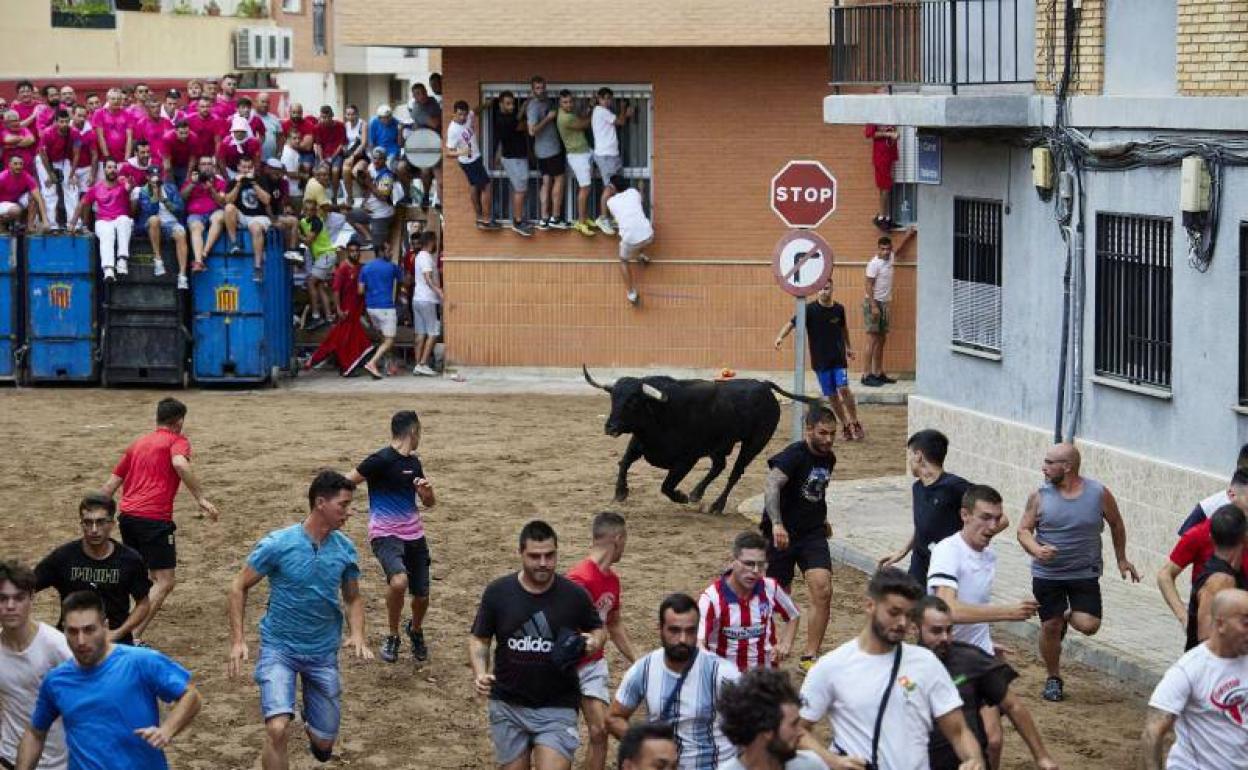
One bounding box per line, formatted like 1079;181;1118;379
235;27;270;70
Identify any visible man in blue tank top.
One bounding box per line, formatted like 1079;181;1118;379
1017;443;1140;702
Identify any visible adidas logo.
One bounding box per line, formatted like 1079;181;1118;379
508;612;554;654
507;637;553;652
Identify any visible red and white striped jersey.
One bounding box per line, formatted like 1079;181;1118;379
697;571;799;671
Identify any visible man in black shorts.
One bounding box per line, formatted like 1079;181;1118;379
469;520;605;770
914;596;1058;770
762;404;837;673
346;410;436;664
35;493;152;645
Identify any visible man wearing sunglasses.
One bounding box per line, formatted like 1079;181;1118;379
34;494;152;646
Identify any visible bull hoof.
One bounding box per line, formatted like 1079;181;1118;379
709;501;727;516
613;489;629;503
666;490;689;505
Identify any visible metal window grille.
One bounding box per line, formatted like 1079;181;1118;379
1094;213;1173;390
951;198;1003;353
312;0;326;55
1240;224;1248;405
479;84;652;224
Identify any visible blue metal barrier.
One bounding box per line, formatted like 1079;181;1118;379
25;235;97;383
0;236;16;380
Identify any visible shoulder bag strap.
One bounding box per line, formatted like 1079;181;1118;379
871;645;903;768
660;649;698;722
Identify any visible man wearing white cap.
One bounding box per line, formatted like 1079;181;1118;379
217;116;261;181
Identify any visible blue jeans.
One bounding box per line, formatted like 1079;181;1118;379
254;645;342;741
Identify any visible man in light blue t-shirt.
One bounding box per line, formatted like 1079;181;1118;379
227;469;372;768
358;253;401;380
16;591;201;770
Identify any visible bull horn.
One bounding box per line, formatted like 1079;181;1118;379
642;383;668;402
582;364;612;392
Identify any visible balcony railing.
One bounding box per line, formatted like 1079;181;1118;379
829;0;1034;93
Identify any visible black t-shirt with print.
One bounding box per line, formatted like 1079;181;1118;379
791;301;848;370
929;642;1017;769
493;105;529;160
471;573;602;709
34;539;152;631
235;175;280;217
765;441;837;538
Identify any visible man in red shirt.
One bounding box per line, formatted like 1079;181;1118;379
1157;469;1248;643
567;512;639;770
283;103;318;170
186;97;224;163
101;397;218;642
865;123;899;230
313;106;347;208
162;120;199;190
307;240;375;374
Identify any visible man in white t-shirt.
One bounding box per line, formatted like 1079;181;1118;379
605;182;653;306
717;668;826;769
1143;588;1248;769
1177;443;1248;535
445;100;497;230
590;88;634;236
862;235;896;387
798;567;984;770
408;231;442;376
607;593;739;770
0;562;70;770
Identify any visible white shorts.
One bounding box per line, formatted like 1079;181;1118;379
0;201;24;216
619;236;653;261
307;254;336;281
567;152;592;187
577;657;610;704
240;214;272;230
367;308;397;338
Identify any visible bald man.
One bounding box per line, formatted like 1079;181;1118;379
1017;443;1139;702
1142;588;1248;769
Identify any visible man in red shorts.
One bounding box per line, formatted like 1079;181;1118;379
567;512;639;770
865;123;899;230
100;398;218;643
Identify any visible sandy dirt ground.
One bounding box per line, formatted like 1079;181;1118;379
0;389;1148;769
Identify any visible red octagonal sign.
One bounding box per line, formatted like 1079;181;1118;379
770;160;838;229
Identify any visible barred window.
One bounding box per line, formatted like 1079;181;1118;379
479;83;652;224
1094;213;1173;390
952;198;1003;353
312;0;327;56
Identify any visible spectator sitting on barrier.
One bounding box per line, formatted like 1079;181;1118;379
182;156;228;272
218;116;261;181
358;246;401;380
314;106;347;206
135;166;189;289
69;158;132;282
223;156;276;283
261;158;304;264
280;130;308;200
298;196;339;332
119;140;156;189
341;104;366;206
348;150;395;252
0;154;47;235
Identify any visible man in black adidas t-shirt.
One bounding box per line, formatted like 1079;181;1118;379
470;520;605;770
34;493;152;645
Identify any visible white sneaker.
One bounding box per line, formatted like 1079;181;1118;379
421;364;439;376
103;267;116;282
626;289;639;305
595;216;616;236
152;259;167;277
176;274;189;290
283;250;304;264
115;258;129;276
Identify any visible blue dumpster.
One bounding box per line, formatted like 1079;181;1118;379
25;235;97;383
192;230;292;384
0;236;16;380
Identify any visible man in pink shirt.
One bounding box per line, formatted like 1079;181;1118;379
69;158;133;281
212;75;239;122
132;99;173;169
125;82;151;124
0;155;47;234
180;156;228;271
160;88;182;123
34;86;58;133
68;105;97;195
216;117;260;180
94;88;133;169
186;97;224;163
10;81;39;128
1;110;38;172
283;103;318;167
36;109;82;231
119;140;158;189
162;120;199;190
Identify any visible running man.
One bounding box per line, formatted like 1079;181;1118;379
697;531;800;671
345;410;436;663
567;512;638;770
15;591;201;770
1017;442;1140;702
100;397;217;643
227;470;372;769
774;279;863;440
1185;505;1247;648
608;593;739;770
0;562;70;770
470;521;605;770
717;669;827;769
762;405;834;671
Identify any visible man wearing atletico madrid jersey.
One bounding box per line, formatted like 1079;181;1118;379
346;410;436;663
101;398;218;643
697;531;800;672
567;512;639;770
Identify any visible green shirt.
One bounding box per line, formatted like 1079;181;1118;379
557;109;591;154
299;215;336;260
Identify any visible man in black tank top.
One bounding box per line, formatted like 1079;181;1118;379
1187;505;1248;649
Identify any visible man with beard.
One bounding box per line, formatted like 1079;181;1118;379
68;159;132;281
1143;588;1248;769
92;89;131;169
1017;443;1140;702
608;593;739;770
798;568;984;770
914;596;1058;770
717;668;826;769
470;521;605;770
14;591;201;770
36;109;81;231
35;494;152;645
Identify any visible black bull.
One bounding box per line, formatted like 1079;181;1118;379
583;366;822;515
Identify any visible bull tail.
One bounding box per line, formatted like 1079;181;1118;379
765;381;824;406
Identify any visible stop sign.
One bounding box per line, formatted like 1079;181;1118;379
770;160;838;229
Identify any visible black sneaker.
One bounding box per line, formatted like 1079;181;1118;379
548;217;571;230
877;373;897;384
535;217;550;230
380;634;401;663
861;374;882;387
509;220;534;237
1042;675;1064;702
405;620;429;662
229;241;242;255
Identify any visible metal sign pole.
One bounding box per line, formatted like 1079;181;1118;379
792;295;806;441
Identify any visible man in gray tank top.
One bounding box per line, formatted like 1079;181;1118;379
1017;443;1140;702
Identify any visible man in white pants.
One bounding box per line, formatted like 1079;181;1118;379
68;159;133;282
36;109;82;232
604;180;652;305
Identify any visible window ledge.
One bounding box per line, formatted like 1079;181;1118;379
1233;405;1248;417
950;344;1002;362
1090;375;1172;401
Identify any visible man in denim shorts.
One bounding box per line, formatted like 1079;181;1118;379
227;470;373;769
